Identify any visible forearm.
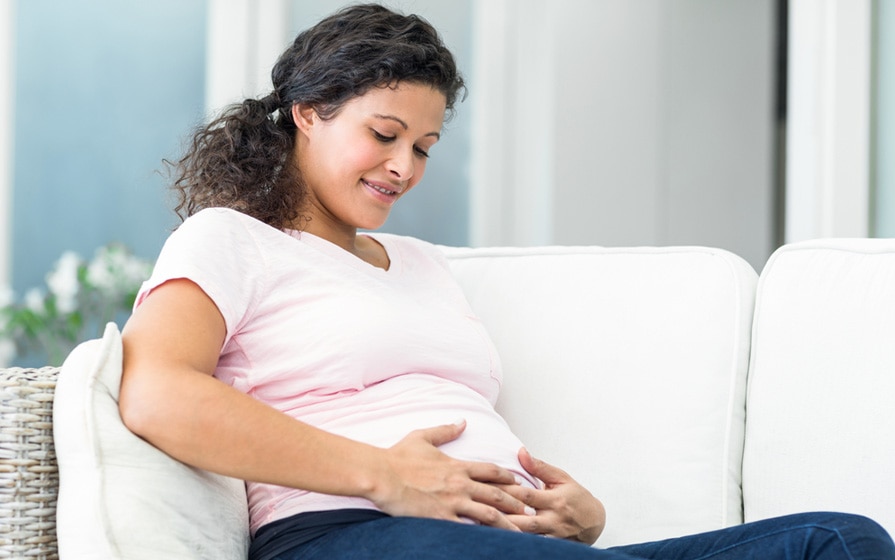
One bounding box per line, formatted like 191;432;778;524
119;361;384;500
119;361;529;529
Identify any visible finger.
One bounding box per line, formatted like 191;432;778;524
465;460;518;486
417;420;466;447
505;513;561;537
470;482;531;515
518;448;572;485
498;483;552;511
457;502;521;532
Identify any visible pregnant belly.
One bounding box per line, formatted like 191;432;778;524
294;373;540;489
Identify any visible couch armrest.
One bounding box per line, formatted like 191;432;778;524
0;366;60;559
743;238;895;536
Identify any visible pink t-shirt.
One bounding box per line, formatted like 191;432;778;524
136;208;538;535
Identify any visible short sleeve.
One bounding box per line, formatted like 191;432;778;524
136;208;268;348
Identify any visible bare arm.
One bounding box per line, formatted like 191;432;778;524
119;278;527;529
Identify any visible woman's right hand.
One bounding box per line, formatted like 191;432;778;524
368;420;529;532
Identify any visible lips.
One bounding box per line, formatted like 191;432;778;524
362;179;401;197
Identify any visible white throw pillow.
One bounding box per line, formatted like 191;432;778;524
54;322;249;559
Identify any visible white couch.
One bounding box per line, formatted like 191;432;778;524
40;238;895;558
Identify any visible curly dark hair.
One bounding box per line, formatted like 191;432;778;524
169;3;466;229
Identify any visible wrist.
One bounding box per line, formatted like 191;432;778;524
356;446;398;508
576;499;606;545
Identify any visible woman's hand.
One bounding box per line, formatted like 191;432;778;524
368;420;530;532
501;448;606;544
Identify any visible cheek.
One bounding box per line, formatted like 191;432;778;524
311;132;380;180
340;139;385;172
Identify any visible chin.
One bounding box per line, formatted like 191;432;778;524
356;216;390;231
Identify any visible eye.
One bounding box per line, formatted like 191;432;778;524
414;146;430;159
372;129;395;142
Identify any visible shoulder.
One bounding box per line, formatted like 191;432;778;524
158;208;291;276
178;207;268;235
144;208;282;336
173;208;291;252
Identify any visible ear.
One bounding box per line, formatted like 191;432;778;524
292;103;317;134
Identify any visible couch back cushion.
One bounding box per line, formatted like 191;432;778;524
443;245;757;547
53;323;249;559
743;239;895;537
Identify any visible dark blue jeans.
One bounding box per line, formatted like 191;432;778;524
274;512;894;559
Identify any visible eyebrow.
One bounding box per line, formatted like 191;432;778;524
374;113;441;140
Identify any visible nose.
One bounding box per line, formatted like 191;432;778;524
386;148;415;182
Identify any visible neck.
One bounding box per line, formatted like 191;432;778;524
296;216;360;254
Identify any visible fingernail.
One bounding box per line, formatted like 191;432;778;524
514;475;525;485
453;418;466;426
525;506;537;516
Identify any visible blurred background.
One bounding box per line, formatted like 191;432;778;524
0;0;892;362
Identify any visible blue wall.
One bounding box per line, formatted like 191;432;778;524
12;0;207;293
876;0;895;237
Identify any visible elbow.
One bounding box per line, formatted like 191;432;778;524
118;401;146;440
118;367;160;440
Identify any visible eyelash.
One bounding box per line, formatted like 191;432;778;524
372;130;430;159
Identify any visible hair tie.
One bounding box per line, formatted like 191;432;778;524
260;92;280;115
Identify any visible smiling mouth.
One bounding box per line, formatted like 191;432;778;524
363;180;399;196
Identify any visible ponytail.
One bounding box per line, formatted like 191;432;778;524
169;93;303;229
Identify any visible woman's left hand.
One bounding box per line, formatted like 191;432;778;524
500;448;606;544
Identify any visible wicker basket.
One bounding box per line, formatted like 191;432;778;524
0;367;60;560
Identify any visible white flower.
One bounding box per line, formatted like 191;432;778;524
25;288;45;313
87;245;151;297
122;255;152;285
46;251;82;314
87;256;116;293
0;338;14;367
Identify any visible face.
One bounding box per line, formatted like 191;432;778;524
293;82;447;237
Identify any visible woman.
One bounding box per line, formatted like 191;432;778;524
119;4;894;559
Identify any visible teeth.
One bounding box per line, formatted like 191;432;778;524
366;181;396;195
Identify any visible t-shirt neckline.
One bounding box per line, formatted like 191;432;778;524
286;229;402;276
